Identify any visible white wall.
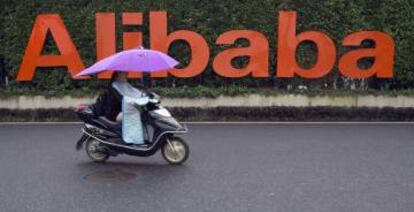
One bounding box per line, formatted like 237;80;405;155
1;94;414;109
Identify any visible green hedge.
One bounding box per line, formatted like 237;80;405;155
1;106;414;122
1;0;414;94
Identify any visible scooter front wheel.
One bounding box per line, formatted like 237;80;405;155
85;138;109;163
161;137;189;165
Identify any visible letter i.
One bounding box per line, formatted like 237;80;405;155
96;13;116;79
122;13;143;78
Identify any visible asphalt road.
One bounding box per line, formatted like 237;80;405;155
0;123;413;212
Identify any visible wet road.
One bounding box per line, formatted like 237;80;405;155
0;123;413;212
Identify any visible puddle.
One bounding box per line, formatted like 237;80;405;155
83;167;137;183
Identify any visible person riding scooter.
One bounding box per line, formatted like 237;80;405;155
94;71;148;145
74;48;188;164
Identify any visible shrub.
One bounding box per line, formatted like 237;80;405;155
1;0;413;94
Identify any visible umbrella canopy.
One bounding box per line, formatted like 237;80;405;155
75;48;179;77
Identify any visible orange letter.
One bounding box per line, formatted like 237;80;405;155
150;11;209;78
277;11;336;79
17;14;85;81
122;12;143;79
213;30;269;78
339;31;394;79
96;13;116;79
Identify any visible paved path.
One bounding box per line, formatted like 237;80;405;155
0;123;413;212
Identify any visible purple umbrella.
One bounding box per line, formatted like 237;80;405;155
75;48;179;77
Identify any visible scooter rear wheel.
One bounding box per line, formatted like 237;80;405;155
85;138;109;163
161;137;189;165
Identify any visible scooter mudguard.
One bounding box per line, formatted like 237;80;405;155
76;134;89;151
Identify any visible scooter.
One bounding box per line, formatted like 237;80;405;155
74;92;189;165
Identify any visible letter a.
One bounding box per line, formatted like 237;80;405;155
17;14;85;81
339;31;394;79
213;30;269;78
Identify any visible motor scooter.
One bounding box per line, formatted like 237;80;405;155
74;92;189;165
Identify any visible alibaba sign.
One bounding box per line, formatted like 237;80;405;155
16;11;395;81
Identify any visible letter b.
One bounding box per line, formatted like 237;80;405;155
150;11;209;78
276;11;336;79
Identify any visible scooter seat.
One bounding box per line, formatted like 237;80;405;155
96;116;122;130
